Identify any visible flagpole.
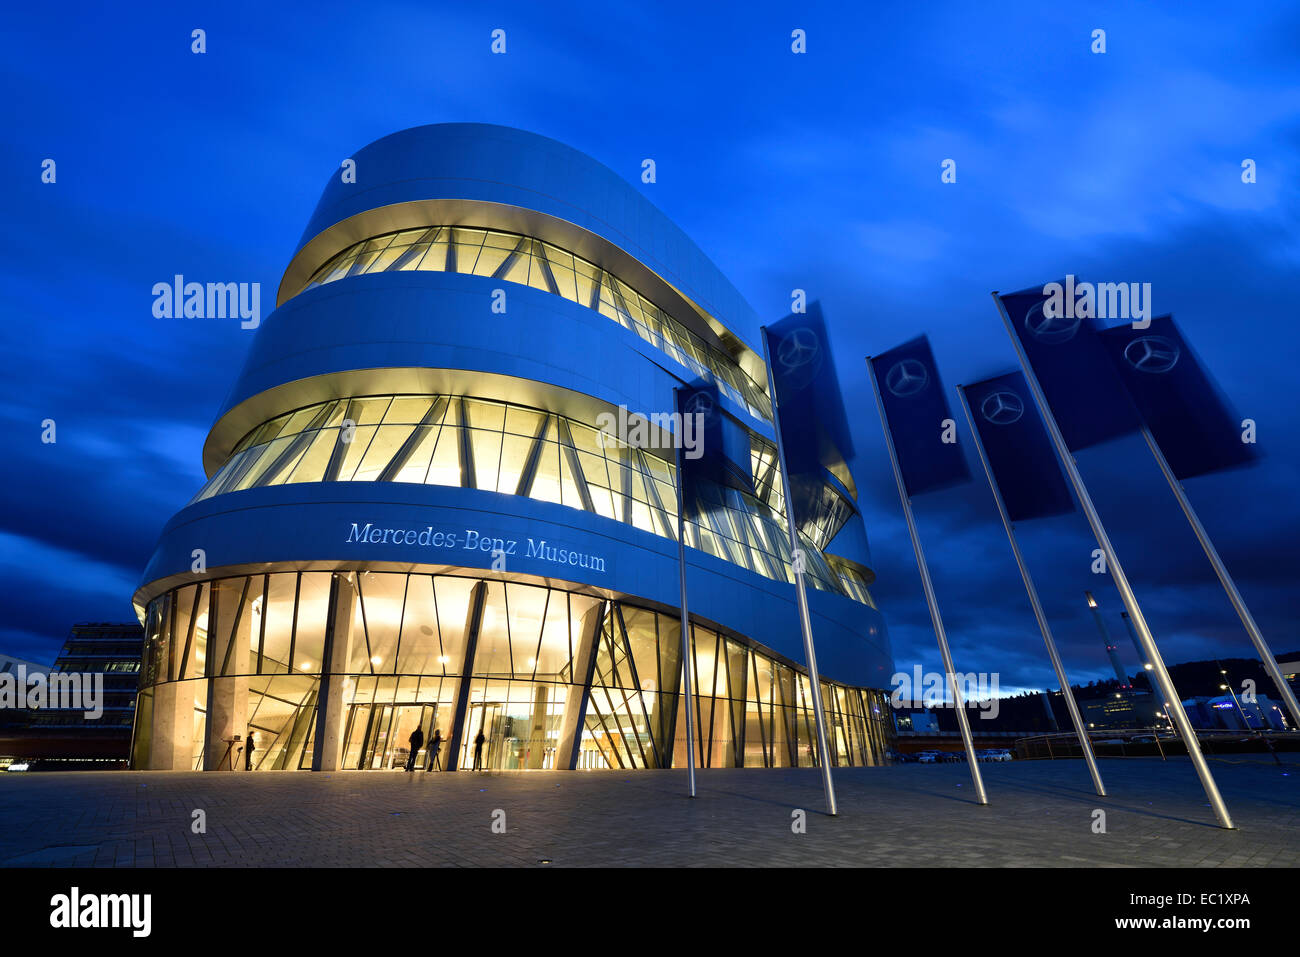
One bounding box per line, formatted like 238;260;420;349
760;329;838;816
993;293;1234;829
956;384;1106;796
866;358;988;806
671;388;698;798
1139;425;1300;732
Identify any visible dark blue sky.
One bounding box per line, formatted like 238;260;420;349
3;2;1298;696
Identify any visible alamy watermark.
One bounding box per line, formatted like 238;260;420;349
595;404;703;459
0;667;103;719
152;275;261;328
890;666;1002;719
1041;275;1152;329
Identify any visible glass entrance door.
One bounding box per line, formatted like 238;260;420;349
345;702;442;769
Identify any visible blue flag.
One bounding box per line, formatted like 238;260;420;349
675;379;754;516
870;335;970;497
762;302;855;526
996;280;1140;451
964;371;1074;521
1099;315;1258;480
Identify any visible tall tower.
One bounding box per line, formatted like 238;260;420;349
1085;591;1131;689
128;125;895;774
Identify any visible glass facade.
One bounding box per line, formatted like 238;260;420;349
294;226;772;420
131;571;893;772
192;393;873;603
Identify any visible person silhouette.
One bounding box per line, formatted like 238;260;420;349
472;729;487;771
245;731;255;771
425;727;443;771
405;723;425;772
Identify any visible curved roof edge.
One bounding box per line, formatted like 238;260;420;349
292;123;765;353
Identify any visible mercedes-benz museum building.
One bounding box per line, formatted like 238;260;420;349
129;124;895;773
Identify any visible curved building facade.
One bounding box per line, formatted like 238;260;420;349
130;124;895;773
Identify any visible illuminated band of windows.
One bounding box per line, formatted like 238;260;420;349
132;571;892;772
194;394;873;605
298;225;772;421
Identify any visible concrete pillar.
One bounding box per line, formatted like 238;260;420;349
525;684;549;769
311;573;356;772
556;600;606;770
149;680;196;770
204;597;250;770
204;676;249;770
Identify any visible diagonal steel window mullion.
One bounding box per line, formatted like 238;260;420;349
356;575;375;675
531;239;561;295
377;397;448;483
490;236;529;280
635;449;675;540
514;415;552;497
456;398;477;489
614;605;659;768
751;653;770;768
597;625;642;769
218;577;251;677
250;403;337;488
526;588;551;681
322;399;357;482
555;418;596;513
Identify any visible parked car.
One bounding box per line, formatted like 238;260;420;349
916;751;938;763
987;749;1013;762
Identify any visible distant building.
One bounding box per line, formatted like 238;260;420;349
1080;690;1167;731
0;653;51;730
1182;695;1287;732
1;624;143;770
23;623;143;730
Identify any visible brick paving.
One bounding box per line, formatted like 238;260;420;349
1;757;1297;867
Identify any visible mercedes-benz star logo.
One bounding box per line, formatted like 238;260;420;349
684;389;715;421
885;358;929;397
1123;335;1180;374
1023;300;1081;344
777;327;821;371
980;390;1024;426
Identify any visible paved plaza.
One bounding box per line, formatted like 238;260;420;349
1;757;1297;867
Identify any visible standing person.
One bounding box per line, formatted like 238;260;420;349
425;728;443;771
405;723;425;772
245;731;255;771
472;729;487;771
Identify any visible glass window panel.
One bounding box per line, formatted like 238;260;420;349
392;423;441;484
505;583;548;678
469;428;502;492
433;577;474;674
425;426;462;487
383;397;434;424
504;407;542;436
285;428;336;483
472;244;511;277
335;425;379;481
474;581;512;676
356;572;406;674
529;440;563;505
260;574;298;675
464;399;505;432
348;397;392;426
353;424;413;482
292;573;332;676
395;575;440;675
497;433;533;494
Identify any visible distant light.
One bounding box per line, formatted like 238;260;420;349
5;763;30;772
438;655;450;664
299;661;312;671
1144;664;1153;670
371;656;383;666
1085;592;1098;609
